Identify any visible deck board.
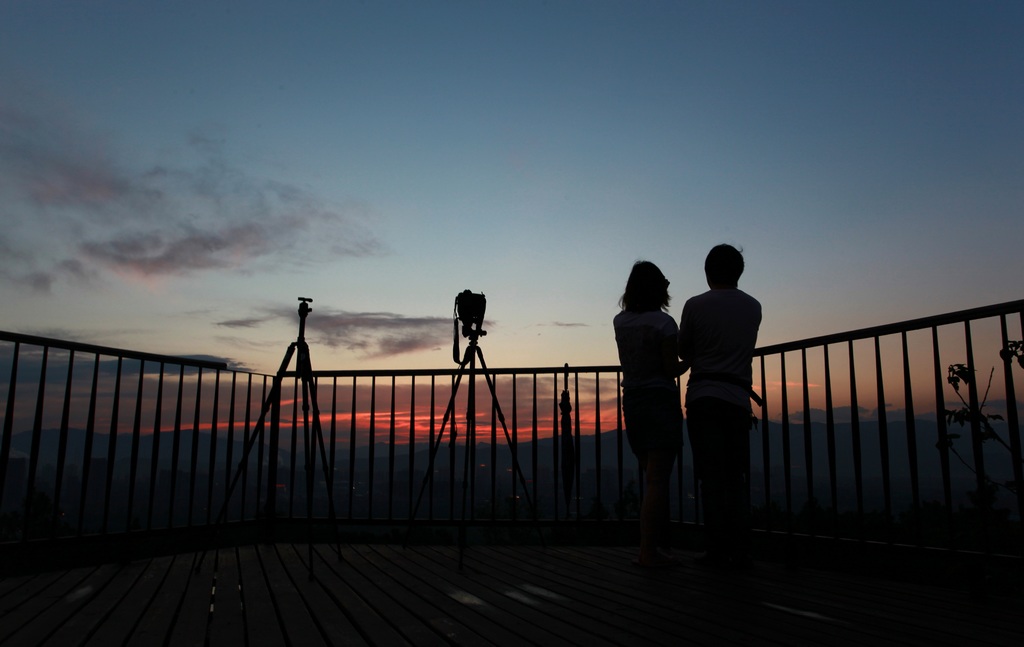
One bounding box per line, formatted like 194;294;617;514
206;548;245;647
464;545;707;645
0;544;1020;646
379;544;620;647
43;558;152;646
314;544;447;646
355;544;526;646
236;544;287;647
165;553;213;647
344;544;489;646
86;555;175;647
125;553;194;647
418;545;641;645
252;543;327;646
0;565;116;646
275;543;376;646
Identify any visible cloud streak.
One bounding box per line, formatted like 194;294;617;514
0;99;383;291
310;310;450;359
219;307;451;360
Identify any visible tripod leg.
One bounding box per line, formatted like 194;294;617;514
299;364;317;580
457;348;479;569
298;344;344;568
404;366;466;548
475;346;546;547
197;344;296;573
312;411;341;562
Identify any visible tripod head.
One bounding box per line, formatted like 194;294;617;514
453;290;486;363
296;297;313;342
455;290;486;340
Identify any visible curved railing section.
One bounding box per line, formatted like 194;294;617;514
1;299;1021;557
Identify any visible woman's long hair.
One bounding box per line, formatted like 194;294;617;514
619;260;670;313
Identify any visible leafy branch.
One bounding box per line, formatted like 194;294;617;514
999;339;1024;368
938;353;1021;497
944;364;1008;450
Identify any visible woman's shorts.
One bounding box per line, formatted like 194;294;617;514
622;388;683;454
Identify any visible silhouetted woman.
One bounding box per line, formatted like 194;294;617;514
613;260;688;566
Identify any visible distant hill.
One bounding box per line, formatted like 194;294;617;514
8;417;1015;513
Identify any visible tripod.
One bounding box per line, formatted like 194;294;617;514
406;318;542;567
198;298;341;580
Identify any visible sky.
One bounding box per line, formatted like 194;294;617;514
1;0;1022;376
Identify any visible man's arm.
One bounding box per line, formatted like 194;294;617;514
663;335;690;377
677;306;694;367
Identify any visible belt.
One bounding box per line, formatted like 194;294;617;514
689;372;764;407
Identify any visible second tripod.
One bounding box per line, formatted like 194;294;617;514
198;297;341;580
406;291;542;567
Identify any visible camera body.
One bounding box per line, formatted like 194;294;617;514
455;290;487;339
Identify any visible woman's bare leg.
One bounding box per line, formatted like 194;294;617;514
638;448;677;565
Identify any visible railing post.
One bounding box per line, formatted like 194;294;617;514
901;331;922;546
963;321;990;554
23;346;48;541
265;373;282;539
824;345;838;538
0;342;18;516
998;315;1024;537
930;327;955;547
873;337;892;536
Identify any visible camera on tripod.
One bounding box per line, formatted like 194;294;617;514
415;289;542;562
455;290;487;339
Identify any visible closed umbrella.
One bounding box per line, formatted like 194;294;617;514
559;364;575;515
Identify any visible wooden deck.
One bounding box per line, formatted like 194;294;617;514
1;543;1021;646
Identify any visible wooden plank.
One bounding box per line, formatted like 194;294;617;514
371;544;617;647
529;546;767;644
0;565;120;646
0;572;49;600
206;548;246;647
163;553;214;647
126;553;200;647
355;544;528;647
87;555;176;646
578;546;1017;647
0;570;68;613
503;546;757;645
458;545;686;645
320;543;466;646
742;557;1024;643
274;543;374;646
43;559;152;646
235;543;287;647
419;544;637;646
525;546;821;646
1;571;75;644
253;543;327;646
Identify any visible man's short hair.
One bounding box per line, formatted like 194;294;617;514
705;244;744;287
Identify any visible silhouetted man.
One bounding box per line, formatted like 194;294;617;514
678;244;761;568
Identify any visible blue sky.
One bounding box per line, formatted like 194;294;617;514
1;1;1022;374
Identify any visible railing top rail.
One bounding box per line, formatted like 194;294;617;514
0;330;229;371
303;364;623;379
754;298;1024;356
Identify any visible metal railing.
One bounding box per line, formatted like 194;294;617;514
1;299;1022;557
750;300;1023;556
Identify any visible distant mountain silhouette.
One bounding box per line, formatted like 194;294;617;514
8;415;1016;516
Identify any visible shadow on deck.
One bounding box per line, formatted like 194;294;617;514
1;543;1021;646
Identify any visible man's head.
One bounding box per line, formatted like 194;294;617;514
704;244;744;288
